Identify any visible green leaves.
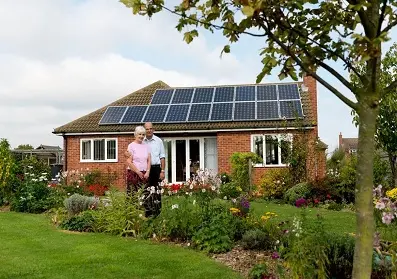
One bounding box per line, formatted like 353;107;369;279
241;6;255;17
183;30;199;43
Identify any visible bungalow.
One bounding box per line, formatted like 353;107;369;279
53;75;327;189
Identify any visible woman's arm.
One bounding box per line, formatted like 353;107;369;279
126;155;144;178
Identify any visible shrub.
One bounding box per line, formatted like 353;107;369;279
91;189;145;237
10;172;63;213
0;139;16;205
64;193;99;216
192;207;237;253
60;210;95;232
258;168;292;199
283;182;311;205
241;229;270;250
219;182;242;199
230;152;262;192
326;233;355;279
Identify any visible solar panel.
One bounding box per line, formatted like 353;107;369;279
234;102;255;120
279;100;303;118
235;86;255;101
171;88;194;104
99;106;127;124
165;105;190;122
120;106;147;123
257;101;279;119
151;89;174;104
257;85;277;101
213;87;234;102
193;87;214;103
188;104;211;122
278;84;300;100
143;105;168;122
210;102;233;121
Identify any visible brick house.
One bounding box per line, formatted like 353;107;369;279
53;76;327;190
338;132;358;155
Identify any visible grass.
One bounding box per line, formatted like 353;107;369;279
0;212;242;279
250;200;356;235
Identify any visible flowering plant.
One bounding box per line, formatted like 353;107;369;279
373;185;397;225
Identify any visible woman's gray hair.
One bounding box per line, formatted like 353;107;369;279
134;125;146;137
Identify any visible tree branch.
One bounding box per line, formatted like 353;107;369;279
383;79;397;95
258;20;357;110
346;0;374;37
377;0;387;36
274;8;367;86
382;18;397;34
303;50;359;96
160;5;267;37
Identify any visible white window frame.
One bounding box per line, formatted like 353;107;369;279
251;134;293;167
80;138;118;163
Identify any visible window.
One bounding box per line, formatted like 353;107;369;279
80;138;118;162
251;134;292;167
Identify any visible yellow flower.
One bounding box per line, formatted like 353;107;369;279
386;188;397;200
229;207;240;213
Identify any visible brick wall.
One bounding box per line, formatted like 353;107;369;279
65;134;134;191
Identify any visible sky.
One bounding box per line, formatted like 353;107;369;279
0;0;395;153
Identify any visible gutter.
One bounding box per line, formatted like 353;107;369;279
54;126;315;136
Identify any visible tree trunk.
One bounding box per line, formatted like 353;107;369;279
352;103;379;279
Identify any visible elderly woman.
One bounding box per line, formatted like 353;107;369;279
126;126;151;195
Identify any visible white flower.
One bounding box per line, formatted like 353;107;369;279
189;184;194;189
28;166;33;169
171;204;179;209
31;178;38;182
276;240;280;244
193;200;196;205
139;214;143;218
223;196;227;200
139;202;143;205
202;188;206;193
211;186;216;191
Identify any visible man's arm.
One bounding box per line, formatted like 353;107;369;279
158;138;166;180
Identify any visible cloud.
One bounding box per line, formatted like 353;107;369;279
0;0;260;148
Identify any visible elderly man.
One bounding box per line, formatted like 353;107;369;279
143;122;165;217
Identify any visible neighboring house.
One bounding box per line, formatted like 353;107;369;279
53;76;327;189
13;144;64;166
338;133;358;155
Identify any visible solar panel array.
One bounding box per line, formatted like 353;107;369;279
99;84;304;124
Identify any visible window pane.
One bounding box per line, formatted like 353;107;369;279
82;141;91;160
94;139;105;160
253;136;263;163
164;140;172;183
176;140;186;182
204;138;218;172
189;139;200;177
106;140;116;160
280;139;291;164
265;135;279;165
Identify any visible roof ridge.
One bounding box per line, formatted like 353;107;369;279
163;80;303;90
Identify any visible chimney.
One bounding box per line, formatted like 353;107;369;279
303;74;318;136
339;132;343;150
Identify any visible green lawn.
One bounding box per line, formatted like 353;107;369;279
0;212;242;279
250;200;356;235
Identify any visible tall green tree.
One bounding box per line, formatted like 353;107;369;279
351;43;397;187
120;0;397;277
16;144;34;150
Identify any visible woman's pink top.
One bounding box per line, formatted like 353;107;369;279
127;142;151;171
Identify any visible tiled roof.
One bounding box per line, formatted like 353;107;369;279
342;138;358;150
53;80;316;134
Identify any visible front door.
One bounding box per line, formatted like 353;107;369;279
163;137;217;183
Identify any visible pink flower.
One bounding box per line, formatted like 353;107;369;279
375;201;386;210
382;212;394;225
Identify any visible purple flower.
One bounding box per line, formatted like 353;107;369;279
295;198;307;208
271;252;280;259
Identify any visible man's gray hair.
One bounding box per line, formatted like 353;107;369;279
134;126;146;136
